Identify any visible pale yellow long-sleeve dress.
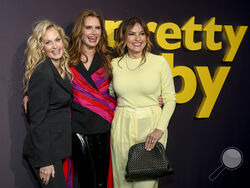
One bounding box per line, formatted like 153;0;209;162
111;53;176;188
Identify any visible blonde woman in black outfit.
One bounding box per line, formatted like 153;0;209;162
23;20;72;188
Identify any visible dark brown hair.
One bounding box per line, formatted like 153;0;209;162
115;17;152;65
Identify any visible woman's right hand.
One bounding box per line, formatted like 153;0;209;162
39;165;55;185
23;96;29;114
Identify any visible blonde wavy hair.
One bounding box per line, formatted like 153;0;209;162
23;20;71;93
115;17;152;66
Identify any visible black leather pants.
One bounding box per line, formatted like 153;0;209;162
72;132;110;188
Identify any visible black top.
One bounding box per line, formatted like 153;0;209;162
70;53;111;135
23;58;73;167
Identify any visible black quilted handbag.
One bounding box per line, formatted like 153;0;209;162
125;142;173;181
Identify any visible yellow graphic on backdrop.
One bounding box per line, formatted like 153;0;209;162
105;17;248;118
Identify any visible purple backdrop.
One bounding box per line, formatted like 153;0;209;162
0;0;249;187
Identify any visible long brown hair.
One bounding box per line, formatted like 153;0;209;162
68;10;112;78
115;17;152;65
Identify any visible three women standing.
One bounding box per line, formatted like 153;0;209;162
23;12;175;188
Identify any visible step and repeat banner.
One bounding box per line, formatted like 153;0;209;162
0;0;249;187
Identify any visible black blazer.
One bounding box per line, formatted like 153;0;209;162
23;58;73;167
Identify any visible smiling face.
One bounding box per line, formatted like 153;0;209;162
81;16;101;50
125;22;146;58
43;27;64;63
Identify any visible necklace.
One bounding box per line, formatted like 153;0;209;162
81;52;95;63
125;55;141;71
86;53;94;60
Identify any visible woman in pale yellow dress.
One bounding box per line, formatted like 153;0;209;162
110;17;176;188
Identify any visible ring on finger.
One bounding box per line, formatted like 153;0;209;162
151;139;155;143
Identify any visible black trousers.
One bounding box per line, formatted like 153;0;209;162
27;158;66;188
72;132;110;188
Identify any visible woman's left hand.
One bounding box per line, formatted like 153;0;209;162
158;95;163;107
145;129;164;151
